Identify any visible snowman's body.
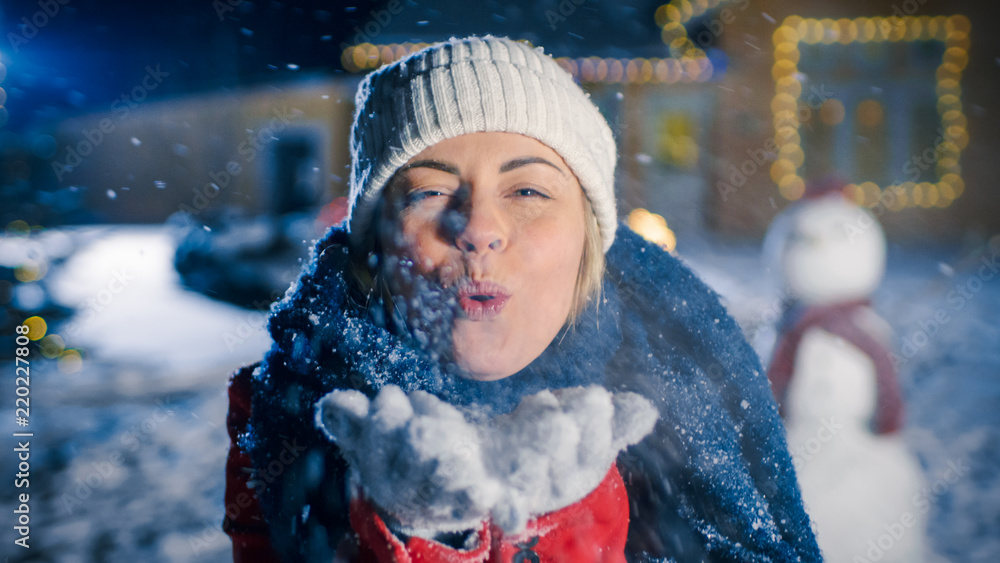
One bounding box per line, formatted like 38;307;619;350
766;195;927;562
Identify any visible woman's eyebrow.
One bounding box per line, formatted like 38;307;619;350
399;159;460;175
500;156;566;176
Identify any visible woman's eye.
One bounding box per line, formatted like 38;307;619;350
513;187;549;198
404;190;445;206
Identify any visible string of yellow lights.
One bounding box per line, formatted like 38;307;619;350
339;1;732;84
654;0;737;59
771;15;970;210
339;42;714;84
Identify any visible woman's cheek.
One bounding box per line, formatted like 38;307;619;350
533;214;584;271
399;216;438;269
413;234;456;279
409;237;441;275
523;228;579;312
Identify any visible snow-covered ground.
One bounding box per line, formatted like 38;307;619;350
1;226;273;562
1;225;997;562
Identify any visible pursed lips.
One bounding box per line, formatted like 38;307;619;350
455;280;511;321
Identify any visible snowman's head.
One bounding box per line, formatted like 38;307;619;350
779;195;886;305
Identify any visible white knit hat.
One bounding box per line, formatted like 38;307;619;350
347;35;619;252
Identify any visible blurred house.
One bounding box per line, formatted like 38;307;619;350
39;0;1000;243
48;78;356;224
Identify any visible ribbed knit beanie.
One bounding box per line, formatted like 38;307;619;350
347;35;619;252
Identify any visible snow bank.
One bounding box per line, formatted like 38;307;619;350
315;384;658;536
47;226;272;375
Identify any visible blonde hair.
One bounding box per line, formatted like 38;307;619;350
569;195;605;323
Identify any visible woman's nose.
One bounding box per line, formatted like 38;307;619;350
453;198;507;254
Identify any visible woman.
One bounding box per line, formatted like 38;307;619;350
224;35;822;562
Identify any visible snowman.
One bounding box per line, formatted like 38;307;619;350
764;184;927;562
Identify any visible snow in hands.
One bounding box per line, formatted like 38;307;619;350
315;384;658;537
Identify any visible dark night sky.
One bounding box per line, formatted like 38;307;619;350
0;0;670;133
1;0;371;132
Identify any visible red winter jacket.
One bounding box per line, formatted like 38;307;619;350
224;363;282;563
224;364;631;563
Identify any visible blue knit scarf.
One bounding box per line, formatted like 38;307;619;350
245;226;822;563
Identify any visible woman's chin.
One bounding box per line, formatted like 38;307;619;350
449;305;565;382
451;330;525;381
452;347;518;381
457;366;515;382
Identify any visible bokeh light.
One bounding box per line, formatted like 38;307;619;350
58;349;83;374
818;99;846;126
857;99;884;128
23;316;48;341
40;334;67;359
627;208;677;252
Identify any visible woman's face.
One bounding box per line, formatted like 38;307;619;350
382;132;587;381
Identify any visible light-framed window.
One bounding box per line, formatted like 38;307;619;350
770;15;970;210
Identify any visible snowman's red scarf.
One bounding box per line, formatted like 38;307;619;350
767;300;903;434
